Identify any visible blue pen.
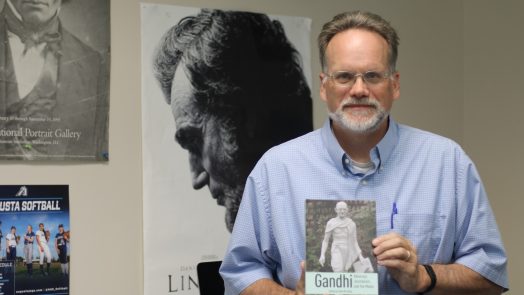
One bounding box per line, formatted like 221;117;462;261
390;202;398;229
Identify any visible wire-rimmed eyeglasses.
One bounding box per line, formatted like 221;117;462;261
323;70;392;87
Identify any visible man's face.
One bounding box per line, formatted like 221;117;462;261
320;29;400;134
27;225;32;233
335;203;348;218
59;227;64;233
170;64;243;232
11;0;62;27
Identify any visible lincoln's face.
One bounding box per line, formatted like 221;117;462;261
170;63;246;232
11;0;62;28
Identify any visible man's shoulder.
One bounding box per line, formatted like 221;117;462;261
60;26;101;62
325;217;354;231
397;123;463;153
248;129;323;181
392;122;476;169
262;129;322;160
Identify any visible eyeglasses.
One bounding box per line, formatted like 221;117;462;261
324;70;392;87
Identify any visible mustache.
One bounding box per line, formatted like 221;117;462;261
339;97;380;109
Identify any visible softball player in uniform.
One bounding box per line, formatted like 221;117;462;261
55;224;69;276
6;226;17;261
24;225;35;276
36;223;51;276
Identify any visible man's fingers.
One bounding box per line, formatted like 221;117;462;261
376;247;413;262
372;232;402;246
377;257;407;269
373;232;415;257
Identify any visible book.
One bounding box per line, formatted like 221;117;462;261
305;199;378;295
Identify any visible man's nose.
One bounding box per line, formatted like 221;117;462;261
348;76;369;98
189;154;209;189
192;170;209;189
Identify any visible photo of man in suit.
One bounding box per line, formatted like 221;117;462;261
0;0;109;160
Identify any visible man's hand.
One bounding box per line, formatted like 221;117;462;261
241;261;306;295
318;255;325;267
372;232;427;293
294;261;305;295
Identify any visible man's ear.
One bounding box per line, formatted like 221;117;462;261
392;71;400;100
319;73;328;103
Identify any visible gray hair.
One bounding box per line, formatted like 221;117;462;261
318;11;399;72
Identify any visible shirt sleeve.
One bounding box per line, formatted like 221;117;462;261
220;167;279;295
454;151;509;290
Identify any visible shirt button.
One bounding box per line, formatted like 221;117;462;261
362;180;368;185
344;158;350;164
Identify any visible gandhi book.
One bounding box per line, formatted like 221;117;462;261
305;199;378;295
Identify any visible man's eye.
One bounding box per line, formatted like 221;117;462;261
334;72;355;83
364;71;383;82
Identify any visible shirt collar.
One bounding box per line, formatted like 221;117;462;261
320;117;399;175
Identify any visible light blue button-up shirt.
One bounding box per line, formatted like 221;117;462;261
220;118;508;294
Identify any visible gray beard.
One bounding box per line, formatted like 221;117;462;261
328;98;388;134
223;186;243;232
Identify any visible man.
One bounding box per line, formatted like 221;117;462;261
0;0;108;160
35;222;51;276
220;11;508;294
153;9;312;232
54;224;68;276
319;201;365;272
5;225;17;261
23;224;35;276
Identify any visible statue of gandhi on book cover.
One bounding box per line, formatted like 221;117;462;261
319;201;372;272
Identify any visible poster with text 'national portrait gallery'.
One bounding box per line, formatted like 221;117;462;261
0;0;110;161
0;185;70;295
142;3;312;294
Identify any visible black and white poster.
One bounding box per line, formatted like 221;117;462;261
0;185;70;294
141;3;313;294
0;0;110;161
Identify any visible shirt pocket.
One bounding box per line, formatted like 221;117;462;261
392;213;443;264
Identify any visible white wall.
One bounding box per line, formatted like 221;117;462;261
464;1;524;293
0;0;519;294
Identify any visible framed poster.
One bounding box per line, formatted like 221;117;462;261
0;0;110;160
0;185;70;294
142;3;312;294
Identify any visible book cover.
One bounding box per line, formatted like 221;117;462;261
305;199;378;295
